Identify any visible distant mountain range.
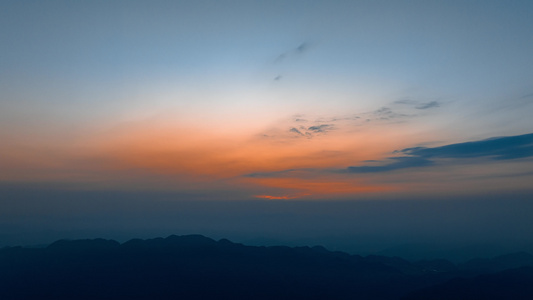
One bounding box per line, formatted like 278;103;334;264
1;235;532;299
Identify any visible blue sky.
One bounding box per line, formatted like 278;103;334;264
1;0;533;253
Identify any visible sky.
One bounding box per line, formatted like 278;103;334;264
1;1;533;257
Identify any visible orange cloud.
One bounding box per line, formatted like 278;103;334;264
254;194;311;200
246;177;394;199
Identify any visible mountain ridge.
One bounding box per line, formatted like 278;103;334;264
1;234;532;299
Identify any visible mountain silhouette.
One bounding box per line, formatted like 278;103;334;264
1;235;532;299
403;266;533;300
458;251;533;273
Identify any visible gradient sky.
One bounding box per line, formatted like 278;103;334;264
1;1;533;254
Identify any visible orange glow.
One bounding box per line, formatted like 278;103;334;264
0;117;420;197
246;177;393;199
254;194;311;200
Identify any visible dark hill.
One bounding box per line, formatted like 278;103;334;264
458;251;533;273
403;266;533;300
1;235;532;299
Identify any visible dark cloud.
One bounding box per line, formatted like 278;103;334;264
296;42;310;54
285;123;334;139
307;124;333;133
520;93;533;99
347;157;433;173
375;107;392;114
393;99;416;105
274;53;286;64
274;75;282;81
400;133;533;160
394;99;441;110
274;42;312;64
289;127;304;136
372;107;408;121
415;101;440;110
347;133;533;173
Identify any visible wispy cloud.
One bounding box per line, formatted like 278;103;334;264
260;98;441;141
370;106;409;121
394;99;441;110
285;124;334;138
295;42;310;54
307;124;333;133
520;93;533;99
415;101;440;110
274;42;313;64
289;127;304;136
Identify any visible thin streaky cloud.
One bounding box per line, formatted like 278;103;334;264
520;93;533;99
346;157;433;173
347;132;533;173
400;133;533;160
415;101;440;110
273;41;312;64
393;99;441;110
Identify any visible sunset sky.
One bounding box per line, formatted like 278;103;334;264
1;1;533;254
